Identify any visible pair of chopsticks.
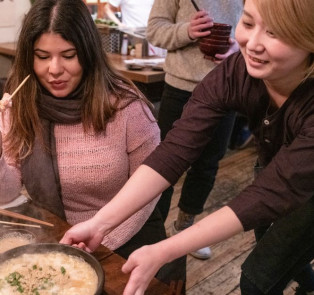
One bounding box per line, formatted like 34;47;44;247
191;0;200;11
9;75;31;100
0;76;51;229
0;220;41;229
0;208;54;228
0;75;30;110
169;280;184;295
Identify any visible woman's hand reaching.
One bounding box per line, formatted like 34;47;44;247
59;217;107;252
121;244;166;295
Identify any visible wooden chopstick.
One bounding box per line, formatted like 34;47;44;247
191;0;200;11
0;75;30;111
0;220;41;229
9;75;30;100
0;208;54;227
169;280;184;295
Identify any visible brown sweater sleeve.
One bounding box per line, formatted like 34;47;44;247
143;52;246;184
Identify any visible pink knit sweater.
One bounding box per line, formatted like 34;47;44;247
0;100;160;250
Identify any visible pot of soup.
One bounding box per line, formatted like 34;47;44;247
0;243;104;295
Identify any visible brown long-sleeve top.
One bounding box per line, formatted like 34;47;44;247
144;52;314;231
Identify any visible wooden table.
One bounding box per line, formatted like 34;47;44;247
108;53;165;84
0;202;171;295
0;42;165;84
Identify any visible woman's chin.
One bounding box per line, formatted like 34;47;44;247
47;88;71;98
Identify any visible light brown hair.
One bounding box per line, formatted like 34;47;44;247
244;0;314;77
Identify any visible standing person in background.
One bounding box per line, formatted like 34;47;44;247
0;0;184;288
146;0;243;259
104;0;154;28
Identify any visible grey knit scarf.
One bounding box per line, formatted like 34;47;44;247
21;87;83;220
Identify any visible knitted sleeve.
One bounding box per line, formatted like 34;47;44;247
0;110;23;204
146;0;192;50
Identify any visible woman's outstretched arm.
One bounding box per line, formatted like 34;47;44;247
121;206;243;295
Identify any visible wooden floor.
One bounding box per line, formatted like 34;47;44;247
164;145;299;295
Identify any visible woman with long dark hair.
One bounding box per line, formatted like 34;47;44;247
0;0;185;288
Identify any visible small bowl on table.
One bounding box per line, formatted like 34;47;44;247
0;228;36;254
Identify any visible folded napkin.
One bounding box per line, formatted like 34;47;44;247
124;58;165;67
0;194;29;209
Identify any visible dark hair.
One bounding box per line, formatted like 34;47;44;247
5;0;152;159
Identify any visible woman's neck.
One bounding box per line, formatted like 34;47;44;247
264;77;302;108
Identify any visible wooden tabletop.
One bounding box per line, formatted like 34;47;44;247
108;53;165;84
0;42;165;84
0;202;171;295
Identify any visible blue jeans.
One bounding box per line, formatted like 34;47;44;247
156;82;235;220
240;197;314;294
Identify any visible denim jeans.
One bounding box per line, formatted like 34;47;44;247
156;82;235;220
240;197;314;294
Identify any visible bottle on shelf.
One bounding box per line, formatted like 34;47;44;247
120;34;128;55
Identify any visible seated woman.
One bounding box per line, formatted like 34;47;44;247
0;0;185;288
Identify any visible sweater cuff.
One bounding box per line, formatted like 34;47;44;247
178;22;198;46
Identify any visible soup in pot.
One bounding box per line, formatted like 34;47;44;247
0;251;98;294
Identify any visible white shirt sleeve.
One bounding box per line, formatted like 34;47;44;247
108;0;121;8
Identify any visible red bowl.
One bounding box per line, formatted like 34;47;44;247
209;28;231;36
199;43;230;57
202;25;231;36
201;34;230;41
199;38;229;46
212;22;232;31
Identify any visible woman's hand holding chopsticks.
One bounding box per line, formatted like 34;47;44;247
0;95;10;156
0;94;12;157
0;74;30;157
0;93;12;113
0;75;30;113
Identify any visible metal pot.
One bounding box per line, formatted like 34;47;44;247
0;243;105;295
